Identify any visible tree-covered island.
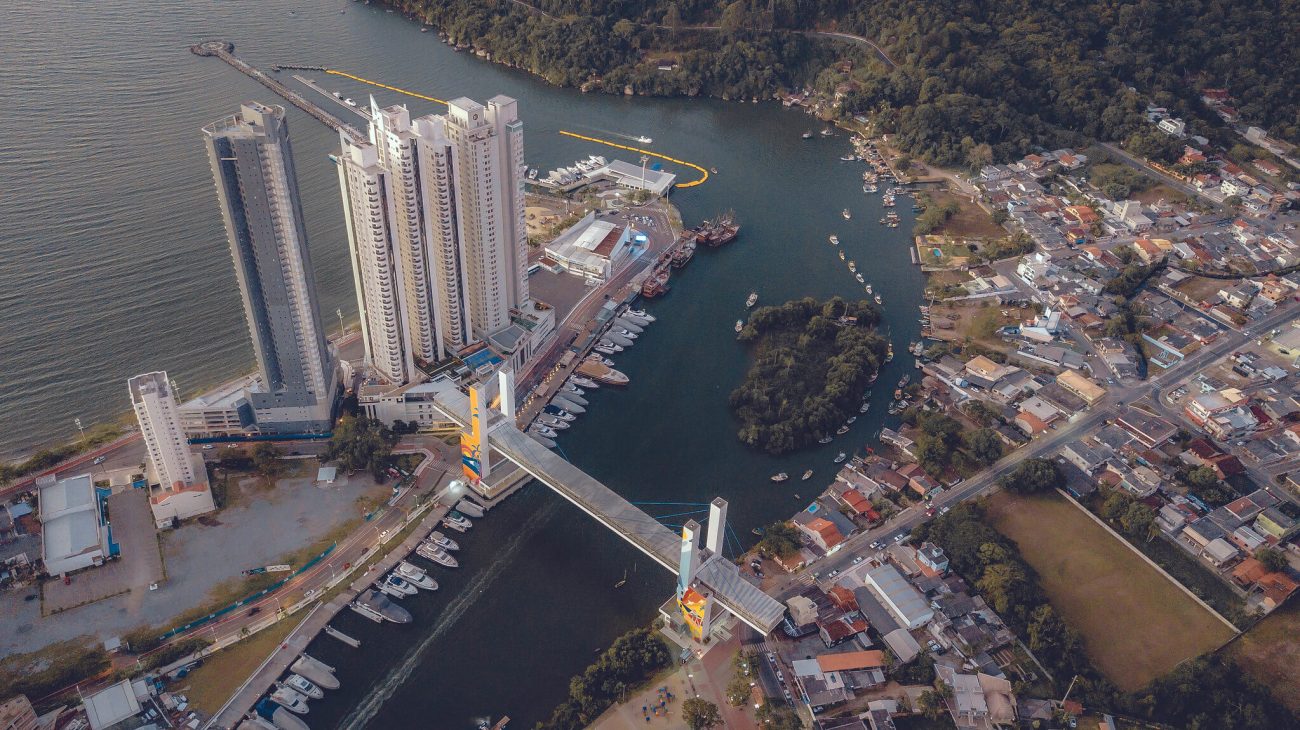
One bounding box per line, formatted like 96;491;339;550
730;297;887;454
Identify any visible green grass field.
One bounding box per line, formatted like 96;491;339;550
986;491;1235;691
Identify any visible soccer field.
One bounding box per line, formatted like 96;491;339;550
986;491;1235;691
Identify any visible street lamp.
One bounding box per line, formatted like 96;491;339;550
74;417;86;444
337;308;345;339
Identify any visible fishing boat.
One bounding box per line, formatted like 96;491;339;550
818;435;834;444
842;208;852;220
821;127;834;137
839;154;854;161
898;374;911;388
801;469;814;481
734;320;744;334
746;291;758;308
771;472;790;482
828;234;840;245
836;425;850;435
848;260;857;273
834;452;848;463
838;250;846;261
865;283;873;294
856;273;866;283
801;131;813;139
859;402;871;413
886;343;894;362
874;294;883;305
847;416;858;425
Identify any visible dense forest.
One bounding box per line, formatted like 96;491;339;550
729;297;886;454
385;0;1297;165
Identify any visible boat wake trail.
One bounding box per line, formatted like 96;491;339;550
338;499;557;729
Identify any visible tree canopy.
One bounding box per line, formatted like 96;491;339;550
324;415;398;480
730;297;886;454
682;697;722;729
997;458;1060;494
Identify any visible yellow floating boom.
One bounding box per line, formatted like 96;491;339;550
325;69;448;105
321;69;708;187
557;131;709;188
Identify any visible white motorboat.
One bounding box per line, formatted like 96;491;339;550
379;574;417;598
746;291;758;308
570;376;600;389
856;273;865;283
735;320;744;334
625;309;655;322
269;687;310;715
842;208;852;220
443;512;473;530
635;135;652;144
616;328;638;339
440;517;469;533
395;561;439;590
594;345;618;356
290;655;339;691
540;416;569;430
828;235;840;245
543;407;576;422
417;542;460;568
534;424;559;439
344;98;356;107
598;339;624;352
283;675;324;700
427;531;460;551
562;383;585;396
455;499;486;518
834;452;848;463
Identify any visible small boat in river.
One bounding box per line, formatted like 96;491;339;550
801;469;813;481
771;472;789;482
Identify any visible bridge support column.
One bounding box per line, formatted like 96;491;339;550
497;367;515;420
706;498;728;556
459;384;491;483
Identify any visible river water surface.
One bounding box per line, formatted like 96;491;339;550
2;1;923;726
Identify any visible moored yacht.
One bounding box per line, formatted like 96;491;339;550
395;561;438;590
427;530;460;550
842;208;852;220
269;687;310;715
417;542;460;568
735;320;744;334
746;291;758;308
570;376;599;389
828;234;840;245
834;452;848;463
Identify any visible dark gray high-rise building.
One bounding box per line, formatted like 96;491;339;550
202;102;336;432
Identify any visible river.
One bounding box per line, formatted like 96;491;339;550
2;1;923;726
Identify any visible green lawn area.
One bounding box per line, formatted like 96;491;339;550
177;614;305;715
986;491;1235;691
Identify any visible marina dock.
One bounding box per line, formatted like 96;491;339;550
292;73;371;122
190;41;364;142
323;625;361;648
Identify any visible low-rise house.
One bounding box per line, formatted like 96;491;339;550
1255;505;1300;540
1056;370;1106;405
1182;516;1227;550
915;542;950;577
964;356;1021;390
878;427;916;458
798;516;846;553
1202;537;1240;567
1115;407;1178;448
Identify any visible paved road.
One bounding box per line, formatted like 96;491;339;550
769;299;1300;599
1099;142;1221;211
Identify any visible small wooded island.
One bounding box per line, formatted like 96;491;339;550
730;297;888;454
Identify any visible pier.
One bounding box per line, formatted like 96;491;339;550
323;625;361;648
190;41;364;142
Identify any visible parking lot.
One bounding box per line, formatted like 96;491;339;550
41;488;163;615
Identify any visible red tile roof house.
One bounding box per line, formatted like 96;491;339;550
799;517;845;553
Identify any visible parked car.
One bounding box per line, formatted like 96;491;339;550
92;456;107;465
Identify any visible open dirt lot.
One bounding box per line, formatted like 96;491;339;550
1226;600;1300;713
986;491;1235;691
928;190;1007;239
